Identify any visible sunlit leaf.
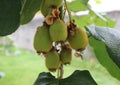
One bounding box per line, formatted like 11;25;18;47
89;10;116;28
72;15;93;28
67;0;88;12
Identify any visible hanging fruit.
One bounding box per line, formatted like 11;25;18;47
46;0;63;8
68;26;88;51
45;49;60;72
50;19;68;42
60;45;72;65
33;25;52;53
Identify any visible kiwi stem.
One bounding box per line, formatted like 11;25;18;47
60;64;64;79
56;64;64;85
57;64;64;80
57;69;60;85
63;6;66;20
64;0;72;22
59;6;63;20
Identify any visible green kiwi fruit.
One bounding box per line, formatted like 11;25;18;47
60;47;72;65
50;19;67;42
45;50;60;72
34;25;52;53
46;0;63;8
40;0;52;16
68;27;88;51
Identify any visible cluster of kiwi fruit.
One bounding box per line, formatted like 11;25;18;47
33;0;88;72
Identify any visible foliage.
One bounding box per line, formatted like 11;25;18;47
34;70;97;85
0;0;120;84
20;0;42;24
0;0;21;36
86;26;120;68
86;26;120;80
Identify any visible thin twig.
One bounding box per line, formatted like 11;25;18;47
64;0;72;22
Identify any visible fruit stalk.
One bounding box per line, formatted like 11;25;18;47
64;0;72;22
59;6;63;20
58;64;64;80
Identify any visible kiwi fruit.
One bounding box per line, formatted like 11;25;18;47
68;27;88;51
34;25;52;53
41;0;52;16
46;0;63;8
50;19;67;42
45;50;60;72
60;47;72;65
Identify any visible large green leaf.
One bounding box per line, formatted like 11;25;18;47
59;70;97;85
20;0;42;24
86;26;120;68
86;26;120;80
21;0;26;5
0;0;21;36
34;70;97;85
67;0;89;12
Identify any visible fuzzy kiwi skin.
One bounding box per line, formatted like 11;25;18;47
41;6;52;17
50;19;68;42
45;50;60;72
60;48;72;65
68;27;88;51
34;26;52;53
46;0;63;8
40;0;52;16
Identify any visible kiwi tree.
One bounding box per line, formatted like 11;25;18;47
33;0;88;79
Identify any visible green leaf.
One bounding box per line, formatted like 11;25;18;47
79;0;89;4
86;26;120;80
89;10;116;28
0;0;21;36
34;72;57;85
21;0;26;5
71;10;115;28
20;0;42;24
67;0;88;12
72;15;93;28
34;70;97;85
59;70;97;85
87;26;120;68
